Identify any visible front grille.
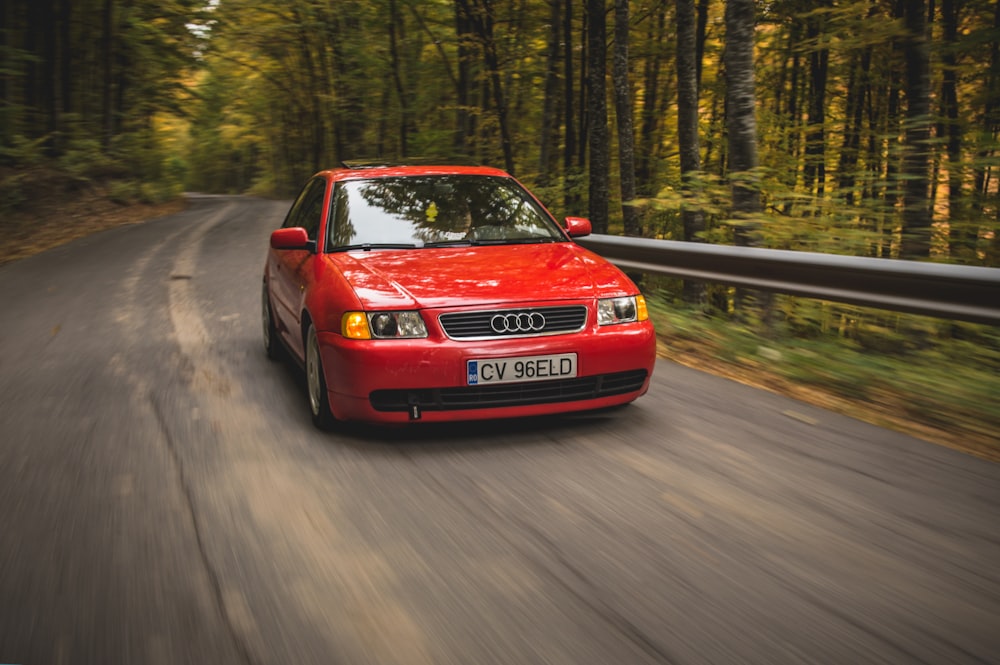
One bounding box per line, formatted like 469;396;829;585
369;369;648;412
439;306;587;339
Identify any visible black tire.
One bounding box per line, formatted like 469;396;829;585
262;283;282;360
306;324;337;430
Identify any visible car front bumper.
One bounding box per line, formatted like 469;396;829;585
318;320;656;423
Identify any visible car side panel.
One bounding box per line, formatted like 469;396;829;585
270;248;313;361
270;175;335;361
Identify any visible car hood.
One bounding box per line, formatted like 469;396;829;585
331;242;634;310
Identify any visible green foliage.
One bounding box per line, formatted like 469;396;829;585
56;138;123;182
0;135;49;168
1;0;201;210
0;172;29;213
108;176;182;205
140;179;184;204
108;180;142;205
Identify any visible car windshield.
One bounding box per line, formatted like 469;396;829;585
326;175;566;250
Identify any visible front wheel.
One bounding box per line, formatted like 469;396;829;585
306;324;336;430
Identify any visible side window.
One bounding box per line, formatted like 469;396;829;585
282;178;327;244
327;183;352;248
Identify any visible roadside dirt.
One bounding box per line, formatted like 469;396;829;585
0;186;186;266
658;337;999;463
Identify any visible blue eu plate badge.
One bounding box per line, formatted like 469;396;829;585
468;360;479;385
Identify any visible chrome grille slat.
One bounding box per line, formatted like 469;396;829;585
439;306;587;339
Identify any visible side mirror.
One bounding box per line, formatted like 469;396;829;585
563;217;592;238
270;227;311;250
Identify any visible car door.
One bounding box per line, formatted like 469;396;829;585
270;177;328;358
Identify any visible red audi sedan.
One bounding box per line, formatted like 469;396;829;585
262;164;656;428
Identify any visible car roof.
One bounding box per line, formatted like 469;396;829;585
317;163;512;182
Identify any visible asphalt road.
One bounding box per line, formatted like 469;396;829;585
1;195;998;665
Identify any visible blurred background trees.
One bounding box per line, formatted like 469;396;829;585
3;0;998;269
0;0;205;203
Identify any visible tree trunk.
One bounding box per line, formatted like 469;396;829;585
503;0;531;128
973;1;998;213
980;0;1000;267
613;0;640;236
0;0;9;145
586;0;609;233
636;1;666;197
483;23;515;173
724;0;761;226
59;0;71;116
562;0;576;171
114;0;136;140
388;0;411;157
101;0;113;149
837;44;871;205
677;0;703;228
455;0;475;154
803;1;830;200
539;0;562;184
290;4;324;169
899;0;932;259
563;0;581;210
459;0;515;173
940;0;968;259
725;0;768;318
877;0;905;257
330;7;368;162
786;26;801;174
677;0;706;304
578;5;589;170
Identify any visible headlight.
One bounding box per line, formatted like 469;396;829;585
597;295;648;325
342;311;428;339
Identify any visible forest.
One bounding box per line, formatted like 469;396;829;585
1;0;998;454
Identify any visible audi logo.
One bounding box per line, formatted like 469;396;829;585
490;312;546;334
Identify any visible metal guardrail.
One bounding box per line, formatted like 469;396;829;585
575;235;1000;326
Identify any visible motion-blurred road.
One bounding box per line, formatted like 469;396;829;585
2;195;998;664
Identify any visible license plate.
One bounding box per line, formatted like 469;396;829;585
467;353;577;385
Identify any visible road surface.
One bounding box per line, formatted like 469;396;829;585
1;195;998;664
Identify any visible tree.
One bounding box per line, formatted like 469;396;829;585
5;0;994;277
803;0;831;200
835;6;875;207
587;0;609;233
676;0;706;302
0;0;203;202
899;0;932;259
457;0;515;173
724;0;761;229
538;0;562;183
635;1;669;197
612;0;640;236
939;0;968;259
562;0;580;211
980;0;1000;265
454;0;476;154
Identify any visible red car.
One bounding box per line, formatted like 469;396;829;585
262;164;655;428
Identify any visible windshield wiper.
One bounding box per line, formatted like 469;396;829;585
422;239;479;248
473;237;559;245
330;243;418;252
